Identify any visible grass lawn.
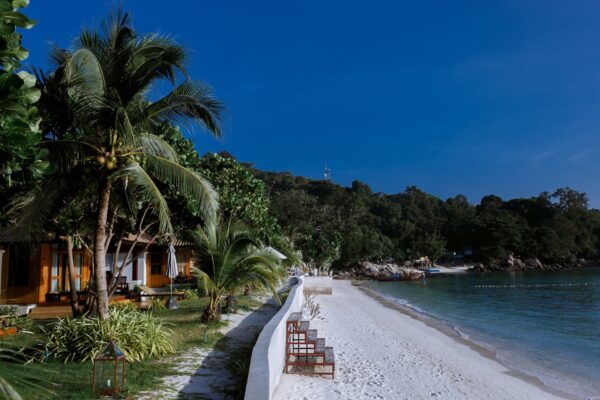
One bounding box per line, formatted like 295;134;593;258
0;295;264;399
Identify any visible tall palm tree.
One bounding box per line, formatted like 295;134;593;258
29;9;222;318
190;222;286;323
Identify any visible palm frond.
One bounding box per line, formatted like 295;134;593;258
144;155;218;223
191;266;217;297
63;48;106;97
137;133;179;162
8;176;72;241
144;81;222;136
0;347;54;400
127;33;187;87
114;107;137;149
102;7;133;54
74;28;107;62
113;161;173;234
189;222;285;303
40;140;101;172
61;49;110;126
34;68;75;138
48;44;70;68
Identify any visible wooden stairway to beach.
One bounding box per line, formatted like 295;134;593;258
285;312;335;378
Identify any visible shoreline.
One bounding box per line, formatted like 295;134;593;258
356;282;576;400
274;279;574;400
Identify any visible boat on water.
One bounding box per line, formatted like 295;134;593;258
377;270;424;281
424;268;442;276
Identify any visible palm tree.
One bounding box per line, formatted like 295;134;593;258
190;222;286;323
0;347;51;399
28;9;222;319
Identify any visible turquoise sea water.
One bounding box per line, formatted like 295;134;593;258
366;267;600;399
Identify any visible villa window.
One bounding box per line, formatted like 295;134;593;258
177;254;186;275
8;246;31;287
50;250;84;292
105;254;114;271
150;252;162;274
132;258;138;280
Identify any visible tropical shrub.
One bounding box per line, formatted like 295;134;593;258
0;306;34;332
44;305;174;362
181;288;200;300
190;221;286;322
146;297;166;311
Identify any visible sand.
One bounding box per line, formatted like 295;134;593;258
273;280;570;400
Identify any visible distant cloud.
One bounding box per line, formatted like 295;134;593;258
568;147;597;163
530;148;556;167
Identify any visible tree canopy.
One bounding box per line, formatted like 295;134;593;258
0;0;46;200
255;166;600;268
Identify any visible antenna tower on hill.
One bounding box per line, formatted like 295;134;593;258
324;164;331;181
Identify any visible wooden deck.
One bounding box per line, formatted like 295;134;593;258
28;305;73;319
26;295;132;319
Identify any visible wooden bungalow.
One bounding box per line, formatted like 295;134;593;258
0;232;194;306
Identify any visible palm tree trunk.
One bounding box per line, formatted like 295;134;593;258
94;178;112;319
202;293;221;323
65;235;79;317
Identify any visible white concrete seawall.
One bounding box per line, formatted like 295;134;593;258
244;275;305;400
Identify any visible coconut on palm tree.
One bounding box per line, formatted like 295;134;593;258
25;9;222;318
190;222;286;323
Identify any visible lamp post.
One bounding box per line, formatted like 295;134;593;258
92;339;126;396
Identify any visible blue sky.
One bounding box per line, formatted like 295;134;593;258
24;1;600;206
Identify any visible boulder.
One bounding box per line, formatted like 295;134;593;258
525;258;543;268
355;262;423;280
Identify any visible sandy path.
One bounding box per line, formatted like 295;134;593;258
139;297;279;400
273;280;568;400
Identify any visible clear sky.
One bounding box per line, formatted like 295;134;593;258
24;1;600;206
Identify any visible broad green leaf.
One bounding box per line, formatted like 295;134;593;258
12;0;30;9
1;11;35;29
16;70;35;88
3;71;22;88
0;0;13;12
0;21;14;35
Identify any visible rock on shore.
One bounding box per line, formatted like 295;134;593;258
334;261;424;280
471;254;586;272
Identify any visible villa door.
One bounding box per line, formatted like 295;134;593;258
147;251;166;287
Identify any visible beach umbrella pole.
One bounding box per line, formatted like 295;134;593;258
166;243;178;310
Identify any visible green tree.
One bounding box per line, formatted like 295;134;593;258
475;195;525;261
199;152;279;239
27;9;222;318
442;194;476;252
259;167;600;268
0;0;47;204
190;221;285;322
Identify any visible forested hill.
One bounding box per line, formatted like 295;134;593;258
252;167;600;270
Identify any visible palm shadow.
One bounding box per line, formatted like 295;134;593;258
176;297;280;400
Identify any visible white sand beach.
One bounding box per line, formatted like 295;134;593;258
273;280;570;400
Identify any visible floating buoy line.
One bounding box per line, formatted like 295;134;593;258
474;283;597;288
